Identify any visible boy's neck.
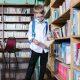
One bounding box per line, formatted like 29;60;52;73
35;18;44;22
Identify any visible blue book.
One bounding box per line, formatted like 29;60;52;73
74;70;80;80
72;9;79;36
61;43;66;60
54;8;59;20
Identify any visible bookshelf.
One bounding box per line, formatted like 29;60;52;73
0;4;34;80
50;0;80;80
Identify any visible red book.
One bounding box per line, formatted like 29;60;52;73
63;66;68;80
76;43;80;60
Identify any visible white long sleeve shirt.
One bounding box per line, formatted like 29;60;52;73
27;19;50;53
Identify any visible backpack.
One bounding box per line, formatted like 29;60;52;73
32;20;48;38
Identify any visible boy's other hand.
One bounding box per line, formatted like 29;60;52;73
33;39;39;45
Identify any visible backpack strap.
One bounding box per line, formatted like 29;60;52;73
45;21;48;35
32;20;35;38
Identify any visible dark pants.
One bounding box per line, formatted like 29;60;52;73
25;50;48;80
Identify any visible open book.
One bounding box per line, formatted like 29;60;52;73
38;39;54;49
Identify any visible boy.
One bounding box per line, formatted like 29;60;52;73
25;5;51;80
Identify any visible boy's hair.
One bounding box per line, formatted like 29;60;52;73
34;5;45;14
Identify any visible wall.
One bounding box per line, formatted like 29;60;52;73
0;0;35;4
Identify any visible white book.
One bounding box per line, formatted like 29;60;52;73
0;24;3;30
27;9;30;14
16;24;22;30
59;5;63;15
38;39;54;49
66;45;71;64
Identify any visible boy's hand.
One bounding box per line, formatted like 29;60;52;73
47;37;53;41
32;39;39;45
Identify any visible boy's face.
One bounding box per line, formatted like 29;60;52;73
34;10;45;22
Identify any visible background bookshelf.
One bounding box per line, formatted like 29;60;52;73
0;4;34;80
50;0;80;80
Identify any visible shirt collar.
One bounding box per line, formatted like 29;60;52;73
35;18;45;23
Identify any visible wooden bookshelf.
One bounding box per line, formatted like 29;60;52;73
50;0;80;80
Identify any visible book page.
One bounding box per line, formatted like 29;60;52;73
38;39;54;49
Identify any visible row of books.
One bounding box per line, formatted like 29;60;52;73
3;16;31;22
0;32;28;38
54;42;71;64
74;70;80;80
0;51;31;58
2;7;31;14
0;24;29;30
72;9;80;36
52;0;71;20
73;43;80;66
52;20;71;39
54;61;71;80
16;42;30;48
59;0;71;15
57;63;71;80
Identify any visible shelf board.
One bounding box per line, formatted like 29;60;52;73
0;4;34;8
73;1;80;8
1;68;28;73
3;13;34;16
0;48;30;52
54;73;63;80
55;57;63;62
0;30;28;31
74;66;80;71
52;9;70;26
0;38;28;39
0;57;30;63
0;21;30;24
16;48;30;51
54;37;70;41
72;35;80;39
61;63;70;68
51;0;65;8
45;9;50;19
